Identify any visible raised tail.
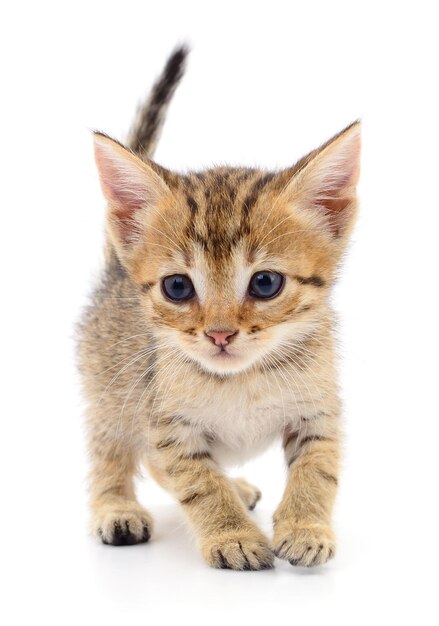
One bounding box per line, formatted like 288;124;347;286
126;45;189;159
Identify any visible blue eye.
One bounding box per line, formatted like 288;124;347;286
162;275;195;302
249;271;284;299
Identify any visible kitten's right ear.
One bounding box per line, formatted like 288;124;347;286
93;132;171;254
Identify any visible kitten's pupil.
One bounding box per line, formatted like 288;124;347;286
249;272;284;299
162;275;195;302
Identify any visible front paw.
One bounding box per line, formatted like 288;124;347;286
202;529;274;571
273;522;335;567
92;503;153;546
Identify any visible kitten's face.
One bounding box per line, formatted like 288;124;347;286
94;124;360;376
134;171;334;375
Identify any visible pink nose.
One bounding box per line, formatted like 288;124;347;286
205;330;237;346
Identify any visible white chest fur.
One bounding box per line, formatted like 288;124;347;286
180;370;313;467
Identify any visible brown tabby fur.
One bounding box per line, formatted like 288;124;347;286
77;47;360;570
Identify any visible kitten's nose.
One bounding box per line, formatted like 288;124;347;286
205;330;238;346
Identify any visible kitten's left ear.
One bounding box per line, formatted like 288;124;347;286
286;121;361;239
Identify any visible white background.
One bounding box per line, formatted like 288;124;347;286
2;1;438;624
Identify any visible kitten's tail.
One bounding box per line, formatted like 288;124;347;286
126;45;189;159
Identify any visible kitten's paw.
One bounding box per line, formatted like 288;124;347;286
273;522;335;567
92;504;153;546
203;529;274;570
232;477;262;511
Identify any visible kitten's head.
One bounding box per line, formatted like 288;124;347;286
94;123;360;375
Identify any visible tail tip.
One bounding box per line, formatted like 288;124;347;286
165;43;190;82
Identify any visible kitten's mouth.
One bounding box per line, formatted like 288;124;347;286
212;347;234;358
188;343;257;376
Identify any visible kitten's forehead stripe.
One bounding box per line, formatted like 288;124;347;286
185;177;195;192
242;172;276;216
179;168;278;261
187;196;198;213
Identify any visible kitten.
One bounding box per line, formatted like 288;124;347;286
78;46;360;570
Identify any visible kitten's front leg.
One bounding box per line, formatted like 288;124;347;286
89;448;153;546
273;412;340;567
149;425;273;570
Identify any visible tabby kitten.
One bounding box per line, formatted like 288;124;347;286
78;46;360;570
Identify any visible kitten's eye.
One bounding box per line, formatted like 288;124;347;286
248;271;284;299
162;275;195;302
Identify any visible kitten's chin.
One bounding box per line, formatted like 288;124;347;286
190;351;256;377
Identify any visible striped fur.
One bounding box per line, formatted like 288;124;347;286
78;47;361;570
127;45;188;158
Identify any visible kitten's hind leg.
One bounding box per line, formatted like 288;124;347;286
232;477;262;511
89;450;153;546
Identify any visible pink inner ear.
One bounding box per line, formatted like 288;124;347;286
314;195;354;237
111;201;143;243
100;171;146;243
94;140;152;244
311;141;360;237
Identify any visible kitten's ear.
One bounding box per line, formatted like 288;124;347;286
286;121;361;238
93;132;171;250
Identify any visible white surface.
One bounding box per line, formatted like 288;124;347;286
1;1;438;624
